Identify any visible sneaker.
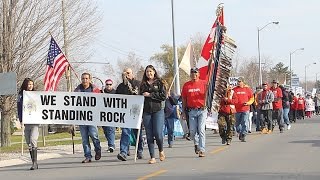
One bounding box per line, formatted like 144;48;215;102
117;153;127;161
267;130;272;134
82;158;91;163
261;128;267;134
241;135;246;142
194;145;200;154
148;158;156;164
95;151;101;161
287;124;291;130
107;147;114;153
127;150;131;156
199;151;205;157
137;153;144;159
168;144;173;148
280;129;284;133
186;136;191;141
226;139;231;145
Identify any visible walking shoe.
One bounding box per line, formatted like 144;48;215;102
261;128;267;134
168;144;173;148
221;138;226;144
287;124;291;130
159;151;165;161
82;158;91;163
148;158;156;164
241;135;246;142
198;151;205;157
95;151;101;161
280;129;284;133
107;147;114;153
194;145;200;154
267;130;272;134
127;150;131;156
117;153;127;161
226;139;231;145
137;153;144;159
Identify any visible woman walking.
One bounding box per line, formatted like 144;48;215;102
17;78;39;170
140;65;167;164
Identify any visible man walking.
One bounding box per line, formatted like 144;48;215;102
75;72;102;163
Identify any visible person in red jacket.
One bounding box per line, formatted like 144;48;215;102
233;77;254;142
218;85;238;145
297;93;305;119
270;80;284;133
289;92;298;123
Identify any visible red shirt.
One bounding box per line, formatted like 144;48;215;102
181;79;207;108
233;86;253;112
297;97;305;110
291;96;298;110
270;87;283;110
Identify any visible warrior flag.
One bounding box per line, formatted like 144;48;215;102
198;8;224;80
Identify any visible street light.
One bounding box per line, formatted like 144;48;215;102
257;21;279;86
290;48;304;87
305;62;316;92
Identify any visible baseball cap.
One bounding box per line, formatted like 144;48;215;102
272;80;278;84
190;67;199;73
105;79;113;84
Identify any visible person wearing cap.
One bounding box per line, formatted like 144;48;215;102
279;85;291;130
257;82;274;134
233;77;254;142
270;80;285;133
101;79;116;153
181;67;207;157
74;72;102;163
116;68;144;161
217;85;238;145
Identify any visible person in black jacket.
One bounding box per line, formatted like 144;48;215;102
101;79;117;153
17;78;39;170
140;65;167;164
116;68;144;161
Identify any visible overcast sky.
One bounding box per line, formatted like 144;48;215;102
91;0;320;83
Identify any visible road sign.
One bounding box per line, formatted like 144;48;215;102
0;72;17;95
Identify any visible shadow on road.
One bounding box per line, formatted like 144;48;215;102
289;140;320;147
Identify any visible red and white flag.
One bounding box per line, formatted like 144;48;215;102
198;9;224;80
44;37;69;91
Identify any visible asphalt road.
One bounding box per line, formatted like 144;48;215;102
1;117;320;180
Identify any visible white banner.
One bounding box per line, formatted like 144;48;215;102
23;91;144;129
206;112;218;129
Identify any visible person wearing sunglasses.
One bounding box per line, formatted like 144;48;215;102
101;79;117;153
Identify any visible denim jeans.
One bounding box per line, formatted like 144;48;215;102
235;111;249;135
131;128;144;155
273;108;284;130
143;109;164;159
120;128;131;155
283;108;290;125
102;126;115;149
164;117;175;145
188;109;207;152
79;125;101;159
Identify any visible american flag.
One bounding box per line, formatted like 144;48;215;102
44;37;69;91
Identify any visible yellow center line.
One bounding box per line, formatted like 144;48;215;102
137;169;168;180
210;146;228;154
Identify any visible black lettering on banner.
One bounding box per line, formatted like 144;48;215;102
100;111;125;123
42;109;93;121
64;96;96;107
40;95;56;105
103;97;127;108
42;109;48;119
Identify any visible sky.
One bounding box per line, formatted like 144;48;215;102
90;0;320;85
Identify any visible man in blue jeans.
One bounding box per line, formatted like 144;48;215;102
101;79;116;152
74;72;102;163
116;68;143;161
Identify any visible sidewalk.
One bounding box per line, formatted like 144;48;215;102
0;139;121;168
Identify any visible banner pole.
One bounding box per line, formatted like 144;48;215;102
21;123;24;155
134;127;141;163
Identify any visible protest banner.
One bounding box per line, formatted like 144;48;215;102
23;91;144;129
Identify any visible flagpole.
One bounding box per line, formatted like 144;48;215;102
171;0;180;95
61;0;75;154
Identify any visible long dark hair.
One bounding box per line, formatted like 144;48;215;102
19;78;35;94
141;65;160;83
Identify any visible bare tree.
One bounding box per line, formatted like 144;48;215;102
0;0;101;147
